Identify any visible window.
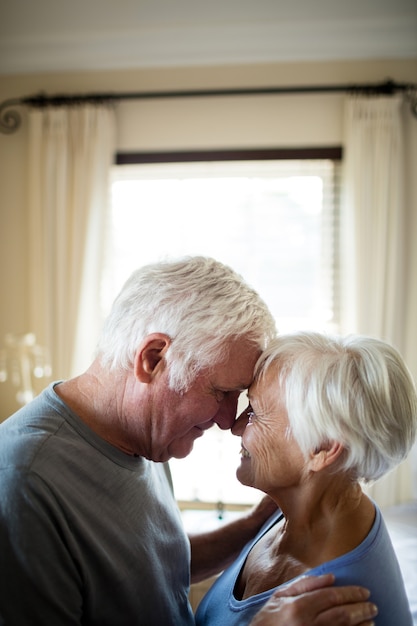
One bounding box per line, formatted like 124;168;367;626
103;157;341;506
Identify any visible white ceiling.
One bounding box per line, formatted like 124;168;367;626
1;0;416;75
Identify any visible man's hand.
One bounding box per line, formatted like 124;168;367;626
249;574;378;626
245;495;278;526
190;496;277;583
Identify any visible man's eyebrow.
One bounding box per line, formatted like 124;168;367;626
219;384;249;393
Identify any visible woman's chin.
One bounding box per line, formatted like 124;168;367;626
236;462;254;488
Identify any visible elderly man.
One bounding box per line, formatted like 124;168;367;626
0;257;377;625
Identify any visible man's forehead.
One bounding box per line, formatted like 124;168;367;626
217;358;259;390
211;370;253;392
208;339;260;385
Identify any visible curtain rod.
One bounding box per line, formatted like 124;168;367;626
1;78;416;134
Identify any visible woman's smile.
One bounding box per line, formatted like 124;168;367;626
240;444;251;458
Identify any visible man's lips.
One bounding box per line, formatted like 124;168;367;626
195;422;214;432
192;422;214;437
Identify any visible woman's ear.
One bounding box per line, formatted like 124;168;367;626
309;440;345;472
134;333;171;383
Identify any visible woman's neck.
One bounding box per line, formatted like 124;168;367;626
275;482;374;561
235;480;375;600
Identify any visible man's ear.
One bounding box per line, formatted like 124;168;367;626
134;333;171;383
309;440;345;472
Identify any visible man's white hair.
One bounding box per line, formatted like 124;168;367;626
97;256;277;391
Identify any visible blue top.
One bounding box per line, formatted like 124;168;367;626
196;507;412;626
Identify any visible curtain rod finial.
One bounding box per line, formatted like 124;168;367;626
0;99;22;134
406;87;417;119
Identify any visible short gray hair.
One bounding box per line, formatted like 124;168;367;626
255;331;417;482
97;256;277;391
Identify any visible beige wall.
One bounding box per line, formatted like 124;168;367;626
0;59;416;418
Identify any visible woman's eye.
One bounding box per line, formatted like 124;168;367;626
246;406;255;423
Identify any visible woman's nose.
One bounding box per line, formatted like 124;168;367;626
231;411;250;436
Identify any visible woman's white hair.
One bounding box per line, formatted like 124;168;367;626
255;331;417;482
96;256;276;391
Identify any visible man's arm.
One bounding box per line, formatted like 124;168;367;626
189;496;277;583
249;574;378;626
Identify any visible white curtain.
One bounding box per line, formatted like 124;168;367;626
27;105;116;380
341;95;417;506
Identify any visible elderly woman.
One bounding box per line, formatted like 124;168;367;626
195;331;417;626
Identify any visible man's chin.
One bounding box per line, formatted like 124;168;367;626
168;426;208;459
168;440;196;460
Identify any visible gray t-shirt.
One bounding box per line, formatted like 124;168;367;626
0;383;194;626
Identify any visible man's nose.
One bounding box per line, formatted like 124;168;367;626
231;411;250;436
213;391;241;430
